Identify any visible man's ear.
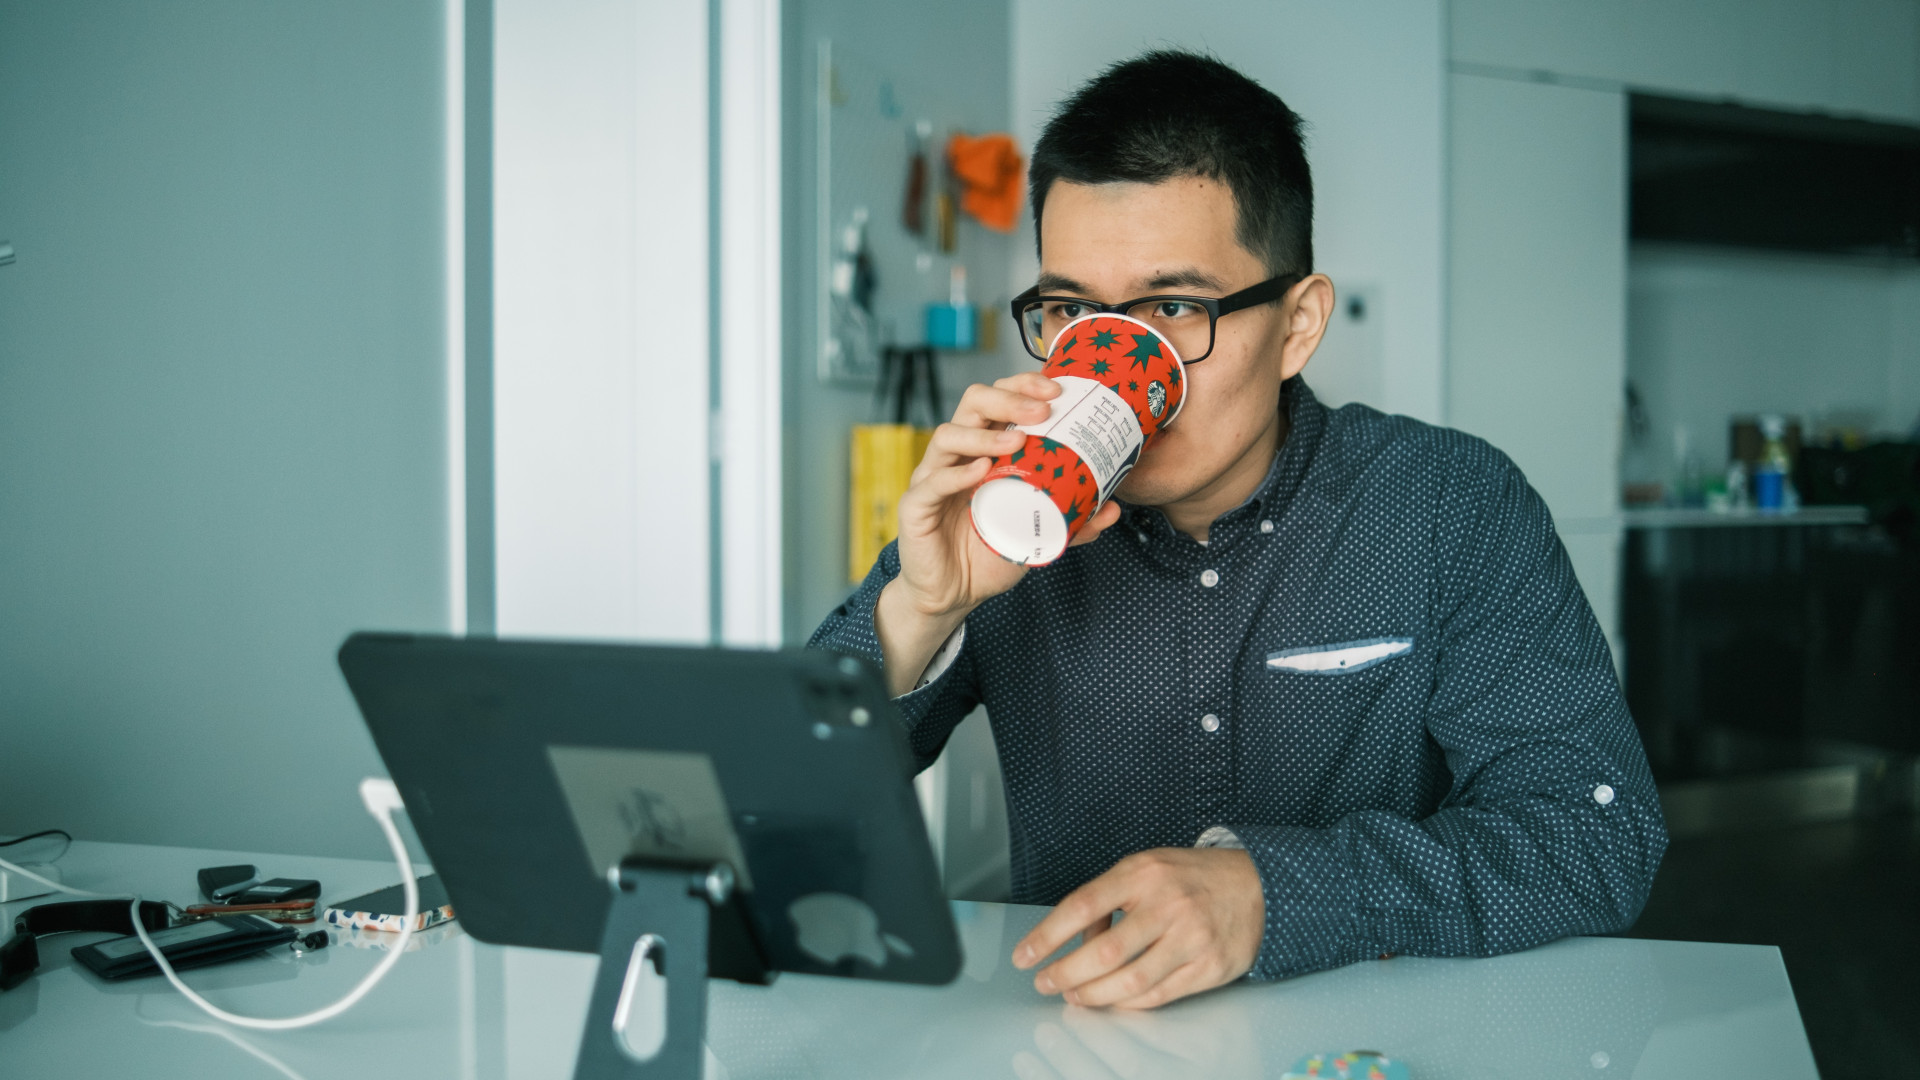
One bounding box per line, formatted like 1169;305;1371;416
1278;274;1335;381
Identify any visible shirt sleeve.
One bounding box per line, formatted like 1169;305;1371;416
1224;441;1669;980
806;540;983;772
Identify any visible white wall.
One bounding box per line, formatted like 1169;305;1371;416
494;0;713;643
1010;0;1448;426
0;0;453;858
1628;244;1920;482
1447;74;1628;656
1452;0;1920;123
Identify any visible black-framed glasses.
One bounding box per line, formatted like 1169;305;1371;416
1010;273;1301;364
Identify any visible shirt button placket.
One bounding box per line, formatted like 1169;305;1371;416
1193;564;1233;826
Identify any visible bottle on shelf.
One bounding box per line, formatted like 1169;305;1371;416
1723;459;1750;512
1753;414;1793;512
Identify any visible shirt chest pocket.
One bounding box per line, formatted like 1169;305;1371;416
1266;637;1413;675
1258;637;1414;726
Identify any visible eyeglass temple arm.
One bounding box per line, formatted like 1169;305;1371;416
1215;274;1299;315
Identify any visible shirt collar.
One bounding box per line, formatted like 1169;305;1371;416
1251;374;1328;518
1119;375;1329;542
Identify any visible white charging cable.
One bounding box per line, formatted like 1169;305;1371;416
0;777;418;1031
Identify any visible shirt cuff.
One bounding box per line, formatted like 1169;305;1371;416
1223;823;1367;981
905;623;967;696
1194;825;1246;850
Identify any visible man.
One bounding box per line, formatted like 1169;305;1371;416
810;51;1666;1010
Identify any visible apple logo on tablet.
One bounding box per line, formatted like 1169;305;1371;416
788;892;915;968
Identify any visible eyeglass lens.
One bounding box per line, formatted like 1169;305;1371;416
1020;299;1215;362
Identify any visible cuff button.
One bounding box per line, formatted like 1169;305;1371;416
1593;784;1616;806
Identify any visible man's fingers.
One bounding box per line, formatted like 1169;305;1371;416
1036;910;1160;996
1014;871;1133;973
993;370;1061;398
899;458;992;526
953;382;1055;430
917;422;1024;473
1061;935;1191;1008
1067;500;1123;547
1108;958;1213;1011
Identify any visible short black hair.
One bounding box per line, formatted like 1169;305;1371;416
1029;50;1313;279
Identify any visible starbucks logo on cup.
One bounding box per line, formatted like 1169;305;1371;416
1147;381;1167;419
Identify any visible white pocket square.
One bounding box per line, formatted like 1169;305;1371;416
1266;637;1412;674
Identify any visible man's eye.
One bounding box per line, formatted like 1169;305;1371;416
1154;301;1202;319
1049;303;1088;320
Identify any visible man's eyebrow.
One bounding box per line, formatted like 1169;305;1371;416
1036;268;1231;296
1144;267;1229;292
1036;271;1091;295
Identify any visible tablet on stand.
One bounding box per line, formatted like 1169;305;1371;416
338;634;961;1080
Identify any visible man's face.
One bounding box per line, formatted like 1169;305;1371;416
1035;177;1293;508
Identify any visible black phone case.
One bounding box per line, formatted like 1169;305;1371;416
196;864;257;900
228;878;321;905
72;914;296;980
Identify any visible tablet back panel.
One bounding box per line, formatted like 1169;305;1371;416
337;633;960;986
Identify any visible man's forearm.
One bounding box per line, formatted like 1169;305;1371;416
1226;776;1663;980
873;578;970;697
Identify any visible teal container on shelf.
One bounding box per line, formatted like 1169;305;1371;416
925;302;976;350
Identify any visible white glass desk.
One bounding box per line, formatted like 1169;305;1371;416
1;841;1818;1079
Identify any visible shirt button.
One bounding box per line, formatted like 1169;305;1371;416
1199;568;1220;587
1593;784;1615;806
1260;519;1274;533
1200;713;1221;732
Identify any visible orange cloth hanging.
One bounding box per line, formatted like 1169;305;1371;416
946;132;1024;234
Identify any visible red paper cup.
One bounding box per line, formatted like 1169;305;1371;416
969;313;1186;565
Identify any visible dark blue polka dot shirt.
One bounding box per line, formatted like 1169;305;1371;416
809;377;1668;981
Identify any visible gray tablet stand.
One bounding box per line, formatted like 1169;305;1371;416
574;859;750;1080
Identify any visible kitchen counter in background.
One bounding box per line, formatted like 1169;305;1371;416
1621;505;1869;529
1622;504;1918;834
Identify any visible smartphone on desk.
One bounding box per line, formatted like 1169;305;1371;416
324;874;455;934
73;915;296;980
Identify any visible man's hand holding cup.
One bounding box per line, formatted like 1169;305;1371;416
875;371;1123;696
874;314;1184;697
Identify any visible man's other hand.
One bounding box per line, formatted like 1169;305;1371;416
1011;847;1265;1009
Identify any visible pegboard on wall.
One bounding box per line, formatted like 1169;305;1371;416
815;38;1014;386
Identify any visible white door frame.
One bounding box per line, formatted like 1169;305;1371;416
714;0;783;648
486;0;781;645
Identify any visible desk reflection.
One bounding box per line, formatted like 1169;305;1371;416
1014;1002;1261;1080
1008;934;1657;1080
690;904;1664;1080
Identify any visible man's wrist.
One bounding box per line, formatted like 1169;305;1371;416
874;579;971;697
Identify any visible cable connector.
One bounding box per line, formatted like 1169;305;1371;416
358;777;405;817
